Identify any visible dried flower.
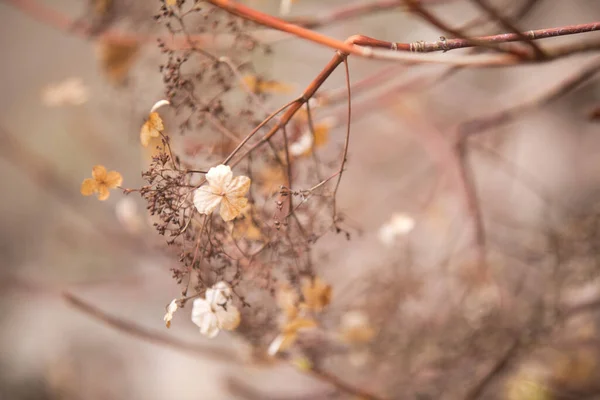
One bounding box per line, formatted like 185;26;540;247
191;281;241;338
301;276;331;313
193;165;251;222
41;77;89;107
267;316;317;356
289;118;334;157
96;39;140;85
241;75;294;95
378;212;415;246
276;283;299;320
140;100;170;147
80;165;123;201
339;311;375;344
163;299;178;328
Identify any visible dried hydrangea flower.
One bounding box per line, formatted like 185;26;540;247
41;77;89;107
140;100;170;147
267;316;317;356
193;165;251;222
300;276;332;313
163;299;178;329
378;212;415;246
339;311;375;344
191;281;241;338
80;165;123;201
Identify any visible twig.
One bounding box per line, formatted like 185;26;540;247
469;0;545;58
350;22;600;53
62;291;237;362
460;58;600;136
332;58;352;227
402;0;528;58
286;0;458;29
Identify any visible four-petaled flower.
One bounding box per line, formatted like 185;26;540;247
191;281;241;338
193;165;251;222
80;165;123;201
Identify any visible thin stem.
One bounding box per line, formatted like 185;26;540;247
469;0;545;58
332;57;352;226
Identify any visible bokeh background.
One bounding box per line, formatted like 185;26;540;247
1;0;600;399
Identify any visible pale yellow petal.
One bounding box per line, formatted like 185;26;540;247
80;178;98;196
283;317;317;334
226;175;251;198
92;165;107;181
206;165;233;193
216;305;241;331
105;170;123;188
96;184;110;201
220;196;248;222
193;187;222;215
301;277;332;312
140;122;152;147
148;112;164;132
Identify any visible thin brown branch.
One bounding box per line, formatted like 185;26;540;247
62;291;237;362
352;22;600;53
469;0;545;58
460;58;600;136
287;0;458;29
332;58;352;227
402;0;528;58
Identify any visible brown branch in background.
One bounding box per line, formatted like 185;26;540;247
402;0;529;58
460;58;600;137
464;338;521;400
62;291;237;362
469;0;545;59
287;0;458;29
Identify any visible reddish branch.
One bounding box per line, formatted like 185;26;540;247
349;23;600;53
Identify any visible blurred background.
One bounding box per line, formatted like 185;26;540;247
1;0;600;399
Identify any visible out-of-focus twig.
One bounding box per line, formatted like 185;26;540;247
62;291;237;362
460;58;600;136
286;0;458;29
469;0;545;58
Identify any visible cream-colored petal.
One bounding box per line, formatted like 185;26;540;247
191;298;220;337
267;332;297;356
150;100;170;113
140;122;152;147
225;176;251;198
193;187;222;215
216;305;240;331
105;170;123;188
206;165;233;193
191;298;212;320
200;312;220;338
80;178;98;196
92;165;107;181
96;184;110;201
220;196;248;222
206;281;232;305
